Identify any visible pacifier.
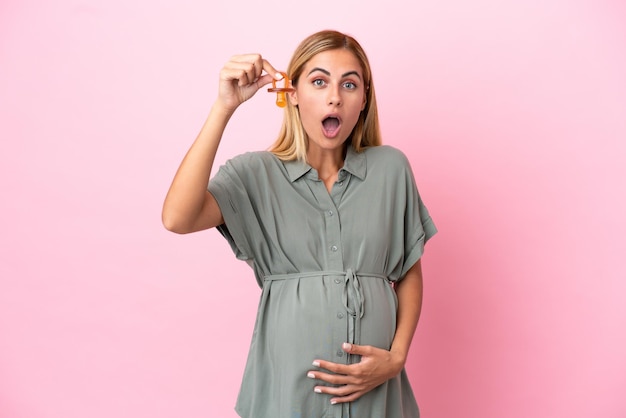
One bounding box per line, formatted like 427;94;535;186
267;72;295;108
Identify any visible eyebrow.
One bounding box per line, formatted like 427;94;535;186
307;67;362;80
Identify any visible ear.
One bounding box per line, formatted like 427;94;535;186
288;90;298;106
361;94;367;111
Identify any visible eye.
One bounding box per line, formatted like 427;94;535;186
312;78;326;87
343;81;357;90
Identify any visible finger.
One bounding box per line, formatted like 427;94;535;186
255;73;277;89
311;359;352;375
226;54;283;86
225;61;258;86
307;370;352;385
342;342;373;356
220;66;248;86
314;384;361;397
229;54;281;82
330;391;366;405
249;57;262;81
261;59;284;81
311;383;367;404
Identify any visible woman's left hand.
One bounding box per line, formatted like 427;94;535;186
307;343;406;404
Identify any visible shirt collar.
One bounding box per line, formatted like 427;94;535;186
283;145;367;183
342;145;367;180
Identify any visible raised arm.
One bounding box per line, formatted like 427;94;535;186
162;55;282;234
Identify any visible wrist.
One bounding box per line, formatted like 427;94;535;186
389;348;408;374
211;100;237;119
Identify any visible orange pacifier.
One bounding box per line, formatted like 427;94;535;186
268;72;295;108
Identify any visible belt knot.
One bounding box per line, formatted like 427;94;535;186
342;268;364;320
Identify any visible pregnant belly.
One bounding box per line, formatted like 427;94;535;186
254;273;398;366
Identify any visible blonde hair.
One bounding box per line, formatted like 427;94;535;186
269;30;382;161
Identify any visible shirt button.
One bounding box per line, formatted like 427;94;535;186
339;181;344;186
336;350;344;357
327;210;333;216
337;312;344;319
330;245;338;252
334;278;342;284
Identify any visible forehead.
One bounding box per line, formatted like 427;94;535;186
303;49;363;75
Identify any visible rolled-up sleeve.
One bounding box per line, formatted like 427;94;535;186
399;156;437;279
208;156;258;262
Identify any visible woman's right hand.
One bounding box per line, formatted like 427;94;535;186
217;54;283;112
162;54;284;234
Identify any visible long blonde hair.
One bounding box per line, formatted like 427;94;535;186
269;30;382;161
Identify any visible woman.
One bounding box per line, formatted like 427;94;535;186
162;30;437;418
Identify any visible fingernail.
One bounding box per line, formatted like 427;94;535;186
275;72;284;80
314;387;322;393
307;372;315;379
342;342;352;351
330;399;337;405
312;361;320;367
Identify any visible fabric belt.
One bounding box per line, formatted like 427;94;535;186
264;269;390;347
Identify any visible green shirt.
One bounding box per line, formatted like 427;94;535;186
209;145;437;418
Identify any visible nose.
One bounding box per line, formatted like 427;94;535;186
327;84;342;106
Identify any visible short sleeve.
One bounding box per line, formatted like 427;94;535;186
207;154;261;262
399;155;437;279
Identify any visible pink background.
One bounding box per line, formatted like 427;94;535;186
1;0;625;417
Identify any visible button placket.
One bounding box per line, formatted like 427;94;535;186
324;202;342;269
307;178;343;271
305;174;350;371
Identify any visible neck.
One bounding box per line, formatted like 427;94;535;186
306;145;346;181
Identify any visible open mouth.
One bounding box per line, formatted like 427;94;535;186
322;116;341;138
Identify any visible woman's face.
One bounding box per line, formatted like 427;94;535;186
290;49;367;156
